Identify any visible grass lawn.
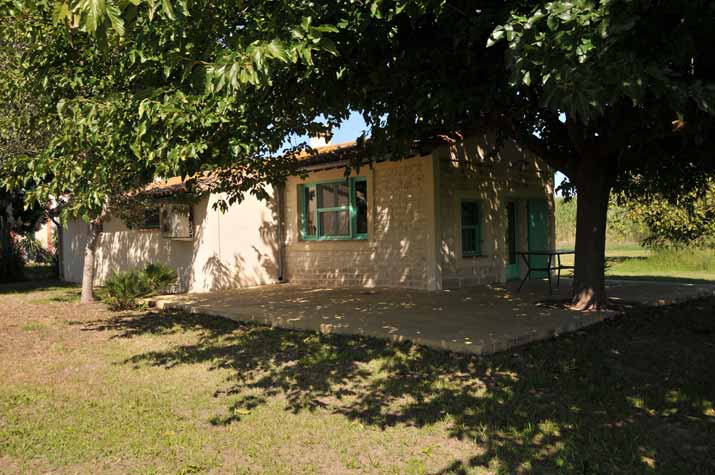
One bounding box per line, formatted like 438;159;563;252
556;245;715;282
606;247;715;282
1;283;714;474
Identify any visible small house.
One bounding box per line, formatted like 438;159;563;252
62;133;555;292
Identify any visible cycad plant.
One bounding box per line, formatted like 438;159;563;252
102;263;177;310
142;263;177;294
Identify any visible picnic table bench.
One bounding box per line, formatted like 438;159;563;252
516;250;575;294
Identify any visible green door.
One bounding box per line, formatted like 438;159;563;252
528;199;550;278
505;201;520;280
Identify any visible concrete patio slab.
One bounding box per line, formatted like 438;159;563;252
151;278;715;355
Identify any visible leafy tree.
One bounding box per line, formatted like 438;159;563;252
0;9;48;282
618;182;715;248
490;0;715;307
0;189;46;282
555;197;648;248
3;0;714;309
0;0;344;301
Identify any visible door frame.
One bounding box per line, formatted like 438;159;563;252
527;198;551;278
502;194;552;281
504;199;521;281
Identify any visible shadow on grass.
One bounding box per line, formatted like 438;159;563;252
606;255;649;265
0;278;75;295
33;287;81;303
79;299;715;474
23;264;58;280
606;274;715;285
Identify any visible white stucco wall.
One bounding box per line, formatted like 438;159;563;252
189;192;279;291
92;216;194;290
62;189;279;293
61;218;89;284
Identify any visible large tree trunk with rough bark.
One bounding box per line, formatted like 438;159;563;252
571;152;613;310
80;220;102;304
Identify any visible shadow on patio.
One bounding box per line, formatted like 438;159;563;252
78;295;715;474
149;279;715;355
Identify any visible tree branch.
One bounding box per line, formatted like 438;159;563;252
485;112;574;176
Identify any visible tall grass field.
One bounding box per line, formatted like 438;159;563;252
555;198;715;282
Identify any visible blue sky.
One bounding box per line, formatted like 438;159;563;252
330;112;371;143
285;111;565;193
282;111;370;148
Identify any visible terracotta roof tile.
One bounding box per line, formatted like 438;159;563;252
295;140;357;159
143;142;361;194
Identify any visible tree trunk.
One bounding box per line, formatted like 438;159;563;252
571;153;613;310
80;220;102;303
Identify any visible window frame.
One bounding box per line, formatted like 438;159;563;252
129;208;161;231
460;200;483;257
299;177;368;241
143;208;161;230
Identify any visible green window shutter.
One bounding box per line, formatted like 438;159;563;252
461;200;482;256
298;184;317;240
298;184;306;239
349;178;356;235
475;203;482;255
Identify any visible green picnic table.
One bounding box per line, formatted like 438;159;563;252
517;250;575;294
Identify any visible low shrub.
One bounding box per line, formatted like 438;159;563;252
102;263;177;310
102;270;151;310
142;263;178;293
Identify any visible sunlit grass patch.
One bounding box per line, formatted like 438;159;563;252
558;245;715;281
32;288;81;304
21;322;46;332
612;247;715;277
1;286;714;474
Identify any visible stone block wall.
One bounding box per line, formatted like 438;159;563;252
283;155;439;290
435;134;555;289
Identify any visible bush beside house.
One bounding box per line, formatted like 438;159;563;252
102;263;177;310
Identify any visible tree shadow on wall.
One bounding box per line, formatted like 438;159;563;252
202;254;234;290
79;297;715;474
